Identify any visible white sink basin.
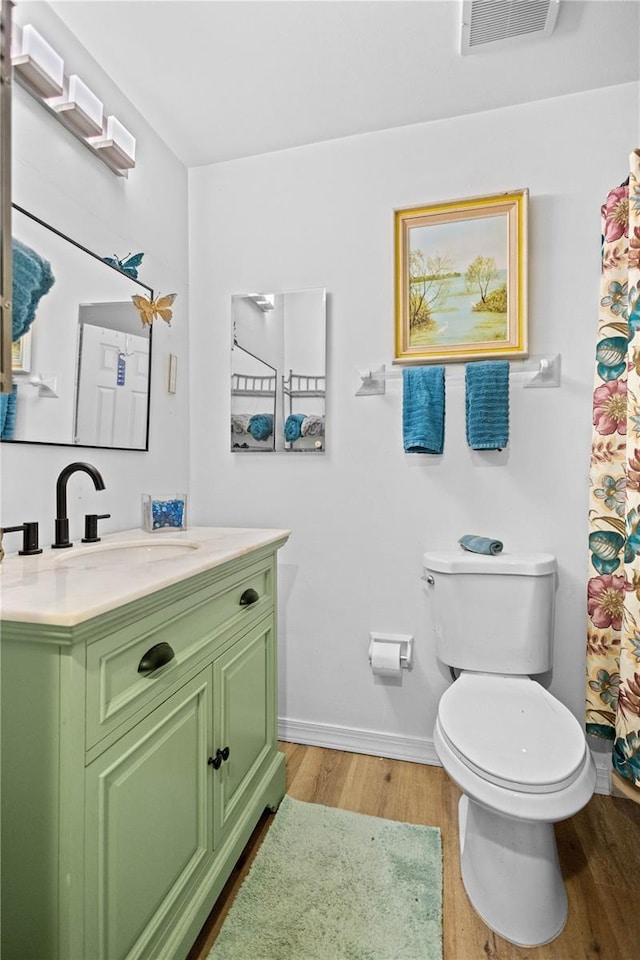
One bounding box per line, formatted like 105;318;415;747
55;539;201;570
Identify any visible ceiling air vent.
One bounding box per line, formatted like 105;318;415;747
460;0;560;55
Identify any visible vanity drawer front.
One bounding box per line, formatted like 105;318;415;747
86;560;273;751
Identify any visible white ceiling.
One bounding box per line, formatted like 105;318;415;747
47;0;640;168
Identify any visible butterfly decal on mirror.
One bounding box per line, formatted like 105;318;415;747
131;292;177;327
103;252;144;279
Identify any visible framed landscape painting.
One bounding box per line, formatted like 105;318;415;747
394;189;528;364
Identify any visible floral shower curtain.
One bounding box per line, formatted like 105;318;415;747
587;149;640;788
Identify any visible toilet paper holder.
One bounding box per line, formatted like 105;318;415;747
368;632;413;670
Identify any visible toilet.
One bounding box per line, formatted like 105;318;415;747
423;549;596;947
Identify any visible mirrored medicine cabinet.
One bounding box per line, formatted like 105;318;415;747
4;204;154;450
231;288;326;453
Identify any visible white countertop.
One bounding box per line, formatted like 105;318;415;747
0;526;290;627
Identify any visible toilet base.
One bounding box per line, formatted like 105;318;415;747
458;795;567;947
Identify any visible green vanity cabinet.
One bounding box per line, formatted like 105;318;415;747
1;537;287;960
84;670;212;960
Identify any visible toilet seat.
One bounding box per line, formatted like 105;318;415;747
437;673;587;794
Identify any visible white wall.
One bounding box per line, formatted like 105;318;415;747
189;83;640;762
1;2;190;545
5;2;637;770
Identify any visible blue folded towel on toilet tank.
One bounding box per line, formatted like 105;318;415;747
458;534;504;555
12;238;55;341
402;366;445;454
465;360;509;450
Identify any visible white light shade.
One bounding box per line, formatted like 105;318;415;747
105;116;136;162
249;294;275;312
12;24;64;98
51;75;103;137
89;115;136;171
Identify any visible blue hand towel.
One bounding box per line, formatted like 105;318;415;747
402;366;445;454
458;534;503;555
0;386;17;440
12;238;55;341
284;413;306;442
248;413;273;441
465;360;509;450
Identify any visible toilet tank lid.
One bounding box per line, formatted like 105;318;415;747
423;550;557;576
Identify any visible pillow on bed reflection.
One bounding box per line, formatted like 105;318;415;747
301;415;324;437
231;414;251;434
248;414;273;440
284;414;306;442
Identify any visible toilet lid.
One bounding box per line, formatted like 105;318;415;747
438;674;587;793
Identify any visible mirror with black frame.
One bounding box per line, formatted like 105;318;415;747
4;204;153;450
230;288;326;453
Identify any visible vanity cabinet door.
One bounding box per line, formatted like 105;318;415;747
213;615;277;844
84;671;212;960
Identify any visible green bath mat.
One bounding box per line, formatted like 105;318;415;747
208;795;442;960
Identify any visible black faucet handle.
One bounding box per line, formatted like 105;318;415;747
1;522;43;556
82;513;111;543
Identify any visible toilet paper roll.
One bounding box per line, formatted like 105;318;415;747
370;642;402;678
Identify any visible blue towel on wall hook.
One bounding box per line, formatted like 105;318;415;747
465;360;509;450
402;366;445;454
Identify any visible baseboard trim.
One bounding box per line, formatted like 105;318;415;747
278;717;613;794
593;756;612;795
278;717;441;766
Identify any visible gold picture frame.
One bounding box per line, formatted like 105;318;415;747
12;330;31;373
394;189;528;365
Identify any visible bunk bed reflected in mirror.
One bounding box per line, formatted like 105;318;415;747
230;288;326;454
231;345;276;451
282;371;326;451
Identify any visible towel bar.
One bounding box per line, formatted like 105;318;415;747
355;354;561;396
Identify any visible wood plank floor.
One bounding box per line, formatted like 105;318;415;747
187;742;640;960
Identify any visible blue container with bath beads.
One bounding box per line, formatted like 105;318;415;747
141;494;187;532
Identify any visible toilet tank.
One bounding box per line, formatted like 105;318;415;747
423;551;557;674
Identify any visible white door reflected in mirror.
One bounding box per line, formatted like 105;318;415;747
75;322;149;447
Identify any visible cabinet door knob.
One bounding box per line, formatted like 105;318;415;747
208;746;230;770
137;641;175;675
239;587;259;606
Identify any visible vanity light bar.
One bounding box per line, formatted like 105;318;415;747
11;23;136;176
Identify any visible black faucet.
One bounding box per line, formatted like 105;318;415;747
52;462;106;549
